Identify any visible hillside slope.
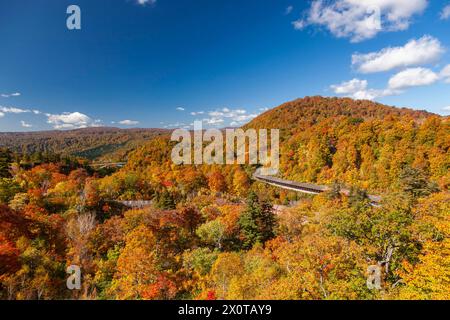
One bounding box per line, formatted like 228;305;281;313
244;96;449;192
0;127;169;161
245;96;434;131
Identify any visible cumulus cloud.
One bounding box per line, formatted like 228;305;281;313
441;4;450;19
0;105;104;130
294;0;428;42
190;111;204;116
352;35;444;73
333;63;450;101
388;67;439;90
331;78;398;100
440;64;450;83
119;120;139;126
331;78;368;94
46;112;98;129
176;107;185;111
20;120;32;128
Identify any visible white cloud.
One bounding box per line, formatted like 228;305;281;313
441;4;450;19
0;106;30;113
1;92;21;98
20;120;32;128
235;114;258;122
176;107;185;111
137;0;156;5
165;107;266;129
46;112;97;130
164;122;187;129
119;120;139;126
440;64;450;83
352;35;444;73
0;105;44;126
207;108;246;118
442;106;450;113
208;111;224;117
203;117;225;125
198;108;258;127
331;78;398;100
350;89;387;100
285;6;294;15
333;63;450;101
292;19;306;30
388;67;439;90
295;0;428;42
331;78;368;94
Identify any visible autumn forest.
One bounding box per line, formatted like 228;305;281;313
0;97;449;300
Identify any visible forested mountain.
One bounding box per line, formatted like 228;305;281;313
0;127;169;161
245;96;433;132
1;97;449;300
245;96;449;193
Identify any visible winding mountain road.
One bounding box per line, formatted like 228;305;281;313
253;172;382;206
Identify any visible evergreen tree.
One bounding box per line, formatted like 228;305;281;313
398;166;439;200
155;190;176;210
348;186;369;208
327;181;342;200
0;148;12;178
239;192;276;249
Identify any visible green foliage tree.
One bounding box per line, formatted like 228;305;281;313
155;190;176;210
182;247;219;276
398;166;439;200
0;179;21;204
0;148;12;178
196;220;226;250
239;192;276;249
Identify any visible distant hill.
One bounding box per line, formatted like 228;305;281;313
0;127;169;161
243;96;449;191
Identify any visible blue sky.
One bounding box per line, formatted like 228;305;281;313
1;0;450;132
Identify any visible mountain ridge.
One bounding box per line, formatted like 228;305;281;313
0;127;170;161
1;96;447;165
